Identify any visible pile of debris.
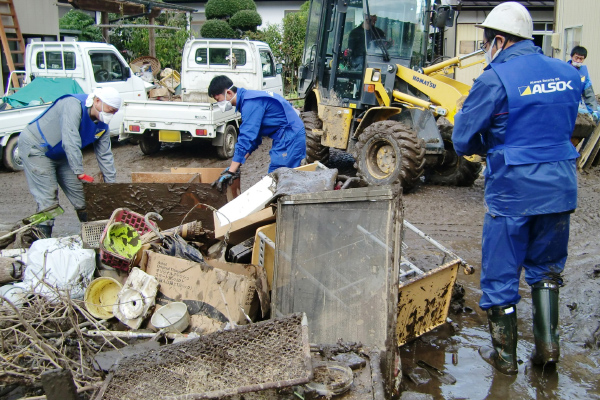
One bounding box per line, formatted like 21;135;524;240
0;164;468;399
129;56;181;101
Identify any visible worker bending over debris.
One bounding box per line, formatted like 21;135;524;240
568;45;600;123
18;87;122;237
453;2;581;375
208;75;306;191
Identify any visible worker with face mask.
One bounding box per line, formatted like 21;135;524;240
18;87;122;237
207;75;306;191
567;46;600;123
452;2;582;375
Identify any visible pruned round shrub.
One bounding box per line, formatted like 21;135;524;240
201;19;237;39
205;0;242;20
229;10;262;31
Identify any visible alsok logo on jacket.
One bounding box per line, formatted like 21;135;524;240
518;78;574;96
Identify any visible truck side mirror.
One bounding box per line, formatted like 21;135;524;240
276;64;283;75
124;68;131;79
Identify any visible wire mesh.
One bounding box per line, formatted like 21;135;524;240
96;313;312;400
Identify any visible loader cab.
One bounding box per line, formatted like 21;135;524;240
299;0;429;108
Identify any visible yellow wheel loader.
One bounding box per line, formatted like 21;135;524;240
298;0;484;191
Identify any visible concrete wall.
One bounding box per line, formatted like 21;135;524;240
554;0;600;87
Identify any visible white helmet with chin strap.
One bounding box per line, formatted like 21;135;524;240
476;1;534;40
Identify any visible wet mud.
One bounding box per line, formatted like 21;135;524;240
1;139;599;399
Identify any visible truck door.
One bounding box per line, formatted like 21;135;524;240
88;50;135;135
259;49;283;96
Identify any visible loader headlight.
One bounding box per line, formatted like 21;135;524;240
371;70;381;82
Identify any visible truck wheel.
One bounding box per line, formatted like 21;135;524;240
301;111;329;165
3;135;24;172
424;118;482;186
139;131;161;155
353;120;425;191
216;124;237;159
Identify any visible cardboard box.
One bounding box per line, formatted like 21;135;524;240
149;87;170;98
144;252;269;334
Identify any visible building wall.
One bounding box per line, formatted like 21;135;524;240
452;9;554;85
13;0;59;37
554;0;600;87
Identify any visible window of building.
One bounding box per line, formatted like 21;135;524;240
35;51;76;70
89;51;127;82
564;26;582;61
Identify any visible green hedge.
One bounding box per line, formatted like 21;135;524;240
200;19;237;39
229;10;262;31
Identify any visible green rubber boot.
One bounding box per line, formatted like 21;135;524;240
479;304;519;375
530;280;560;365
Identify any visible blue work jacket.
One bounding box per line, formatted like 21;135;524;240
453;41;581;216
28;94;109;160
233;88;306;170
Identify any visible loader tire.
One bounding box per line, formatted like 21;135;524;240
353;120;425;191
3;135;24;172
425;117;482;187
139;131;161;155
301;111;329;165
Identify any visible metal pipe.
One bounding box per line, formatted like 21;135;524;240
403;220;474;274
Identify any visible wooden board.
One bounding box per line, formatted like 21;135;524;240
131;172;200;183
171;167;223;183
578;122;600;170
84;183;226;231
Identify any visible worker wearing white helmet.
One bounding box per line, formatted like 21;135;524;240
18;87;123;237
453;2;582;375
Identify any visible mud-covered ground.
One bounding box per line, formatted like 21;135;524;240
0;139;599;399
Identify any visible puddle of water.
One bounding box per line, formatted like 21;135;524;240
400;272;600;400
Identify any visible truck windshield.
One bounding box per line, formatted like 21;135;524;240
349;0;427;64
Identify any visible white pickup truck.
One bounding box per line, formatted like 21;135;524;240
122;39;283;159
0;41;147;171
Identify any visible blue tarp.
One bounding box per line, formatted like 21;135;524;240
3;77;85;108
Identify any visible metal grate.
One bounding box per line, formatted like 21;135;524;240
81;220;109;248
96;313;312;400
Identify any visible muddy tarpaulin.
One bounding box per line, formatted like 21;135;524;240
84;183;229;231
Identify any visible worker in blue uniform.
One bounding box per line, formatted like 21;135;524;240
207;75;306;191
19;87;122;237
452;2;582;375
567;46;600;122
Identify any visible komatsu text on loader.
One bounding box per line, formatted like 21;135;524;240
298;0;484;190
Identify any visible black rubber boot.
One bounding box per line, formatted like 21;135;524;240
76;209;88;223
530;280;560;365
37;224;53;238
479;304;519;375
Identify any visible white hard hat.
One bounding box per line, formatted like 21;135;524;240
85;87;123;109
476;1;533;40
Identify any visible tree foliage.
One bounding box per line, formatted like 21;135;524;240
59;10;102;42
202;0;261;37
229;10;262;32
111;12;191;71
201;19;237;39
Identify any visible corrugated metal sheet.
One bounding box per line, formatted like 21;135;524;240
12;0;59;36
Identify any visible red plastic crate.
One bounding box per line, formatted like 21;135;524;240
99;208;156;271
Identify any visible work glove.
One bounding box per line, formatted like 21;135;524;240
78;174;94;183
211;168;240;192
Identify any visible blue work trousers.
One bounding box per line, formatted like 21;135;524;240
480;212;570;310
